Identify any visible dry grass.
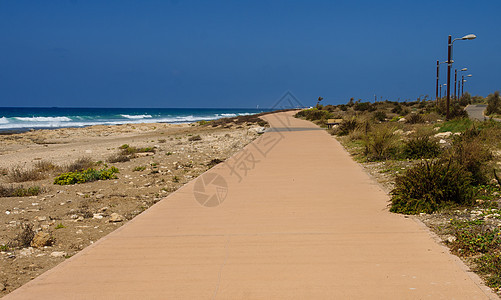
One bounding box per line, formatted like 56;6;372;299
65;157;94;172
8;166;45;182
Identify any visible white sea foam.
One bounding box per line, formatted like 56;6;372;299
120;114;153;119
0;111;262;130
14;116;72;122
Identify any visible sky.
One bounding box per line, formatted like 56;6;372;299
0;0;500;108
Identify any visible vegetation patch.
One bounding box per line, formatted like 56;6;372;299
390;159;474;214
8;166;45;182
0;185;42;197
54;167;119;185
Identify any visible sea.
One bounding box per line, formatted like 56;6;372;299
0;107;272;133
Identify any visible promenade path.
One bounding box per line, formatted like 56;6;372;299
6;112;497;299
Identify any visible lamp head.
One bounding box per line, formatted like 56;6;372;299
461;68;468;71
461;34;477;40
467;74;472;77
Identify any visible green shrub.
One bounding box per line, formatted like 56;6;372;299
475;253;501;289
353;101;373;112
486;91;501;116
336;117;359;136
295;108;333;121
402;135;441;159
54;167;119;185
373;110;387;122
133;166;146;172
390;159;474;214
363;125;398;161
449;219;500;256
405;113;425;124
445;134;492;185
459;92;472;106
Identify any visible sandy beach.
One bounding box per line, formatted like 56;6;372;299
0;118;266;296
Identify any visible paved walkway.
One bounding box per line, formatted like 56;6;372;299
466;104;487;121
6;112;497;299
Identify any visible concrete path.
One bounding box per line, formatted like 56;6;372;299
466;104;487;121
6;112;497;299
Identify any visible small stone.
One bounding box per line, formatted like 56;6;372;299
434;131;452;139
0;283;5;291
50;251;67;258
93;213;104;220
109;213;124;222
76;229;83;234
70;214;79;219
36;216;47;222
95;194;105;199
447;236;457;243
5;211;10;215
100;207;109;212
75;216;84;222
31;232;53;248
19;247;34;257
76;192;85;196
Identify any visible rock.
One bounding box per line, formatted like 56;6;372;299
5;211;10;215
434;131;452;139
100;206;109;212
19;247;34;257
93;213;104;220
31;232;52;248
50;251;67;258
109;213;124;222
95;194;105;199
0;283;5;291
439;139;447;144
74;216;84;222
447;236;457;243
76;229;83;234
398;118;406;123
76;192;85;196
35;216;47;222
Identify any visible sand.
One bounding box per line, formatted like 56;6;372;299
0;120;265;296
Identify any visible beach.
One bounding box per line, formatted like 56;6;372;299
0;118;266;296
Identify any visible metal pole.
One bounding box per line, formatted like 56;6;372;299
454;69;457;101
462;75;464;97
436;60;439;102
440;85;442;99
458;75;461;100
446;35;452;120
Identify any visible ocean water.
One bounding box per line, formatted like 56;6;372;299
0;107;271;132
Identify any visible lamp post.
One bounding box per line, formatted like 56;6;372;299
440;83;447;99
446;34;476;119
462;74;472;97
436;60;447;103
458;68;468;100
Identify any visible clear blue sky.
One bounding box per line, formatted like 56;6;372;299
1;0;500;108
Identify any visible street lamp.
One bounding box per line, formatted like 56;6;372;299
436;60;447;102
458;68;468;99
440;83;447;99
462;74;472;97
446;34;476;119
